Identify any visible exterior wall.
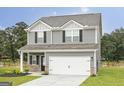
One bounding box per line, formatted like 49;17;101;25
46;31;51;43
45;52;95;74
28;32;35;44
83;29;96;43
52;31;62;44
30;21;50;31
96;26;101;71
62;21;83;29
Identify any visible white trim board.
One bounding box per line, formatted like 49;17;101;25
26;20;52;31
20;49;97;53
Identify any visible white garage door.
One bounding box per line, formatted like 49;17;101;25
49;56;90;75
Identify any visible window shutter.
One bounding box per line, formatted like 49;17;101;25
30;55;32;65
62;30;65;42
35;32;37;43
79;29;83;42
44;31;46;43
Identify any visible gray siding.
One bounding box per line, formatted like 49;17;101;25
28;31;51;44
28;32;35;44
83;29;95;43
52;31;62;44
46;31;51;43
46;52;94;67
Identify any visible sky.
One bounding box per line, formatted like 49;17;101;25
0;7;124;33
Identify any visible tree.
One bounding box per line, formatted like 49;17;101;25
101;27;124;62
4;22;28;62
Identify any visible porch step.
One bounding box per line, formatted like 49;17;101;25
29;65;41;72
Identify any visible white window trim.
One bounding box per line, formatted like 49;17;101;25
65;29;80;42
37;32;44;44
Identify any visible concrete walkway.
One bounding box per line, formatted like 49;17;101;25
20;75;89;86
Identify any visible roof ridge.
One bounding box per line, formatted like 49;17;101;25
40;13;101;19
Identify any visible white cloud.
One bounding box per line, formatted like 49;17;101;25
80;7;90;13
0;26;5;30
71;7;90;15
53;11;57;15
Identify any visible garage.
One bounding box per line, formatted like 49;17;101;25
49;56;91;75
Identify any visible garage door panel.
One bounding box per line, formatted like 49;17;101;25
49;56;90;75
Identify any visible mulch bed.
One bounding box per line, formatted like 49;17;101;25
0;73;31;77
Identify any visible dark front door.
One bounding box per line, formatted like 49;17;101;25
41;56;45;71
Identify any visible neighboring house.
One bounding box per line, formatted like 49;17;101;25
18;13;102;75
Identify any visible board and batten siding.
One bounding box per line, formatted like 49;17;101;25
30;21;50;31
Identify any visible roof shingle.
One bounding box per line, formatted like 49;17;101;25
40;13;101;27
19;44;98;51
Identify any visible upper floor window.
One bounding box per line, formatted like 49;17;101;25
37;32;44;43
65;29;79;43
35;31;46;44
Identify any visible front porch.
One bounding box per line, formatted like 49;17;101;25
19;52;46;73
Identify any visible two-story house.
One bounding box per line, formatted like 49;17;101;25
18;13;102;75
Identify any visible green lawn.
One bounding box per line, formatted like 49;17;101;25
0;66;40;86
0;76;40;86
81;67;124;86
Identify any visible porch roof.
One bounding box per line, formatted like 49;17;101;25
19;44;98;51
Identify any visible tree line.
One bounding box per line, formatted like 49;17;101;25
0;22;28;62
0;21;124;62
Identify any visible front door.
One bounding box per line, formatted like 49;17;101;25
41;56;45;71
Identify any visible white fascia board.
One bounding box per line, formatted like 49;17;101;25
21;49;97;53
27;20;52;31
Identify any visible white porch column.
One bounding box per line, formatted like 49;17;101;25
20;51;23;72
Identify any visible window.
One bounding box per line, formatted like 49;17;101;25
37;32;44;43
32;55;36;64
65;30;72;42
65;29;79;43
73;29;79;42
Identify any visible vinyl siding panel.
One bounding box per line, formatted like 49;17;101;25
52;31;62;44
83;29;95;43
30;21;50;31
28;32;35;44
46;31;51;43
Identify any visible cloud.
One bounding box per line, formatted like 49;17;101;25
53;11;57;16
0;26;5;30
80;7;90;13
71;7;90;15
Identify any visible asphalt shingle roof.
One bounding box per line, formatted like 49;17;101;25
19;44;98;51
40;13;101;27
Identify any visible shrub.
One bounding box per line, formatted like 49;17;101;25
4;70;11;74
13;69;21;75
24;68;29;73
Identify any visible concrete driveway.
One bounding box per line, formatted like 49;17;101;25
20;75;89;86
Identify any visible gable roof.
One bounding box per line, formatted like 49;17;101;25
40;13;101;27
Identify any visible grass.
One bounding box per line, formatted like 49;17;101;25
81;67;124;86
0;76;40;86
0;66;40;86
